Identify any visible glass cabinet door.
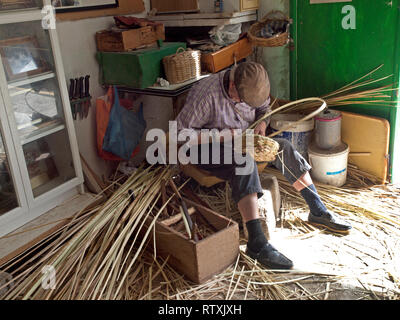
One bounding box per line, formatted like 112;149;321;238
0;131;18;215
0;20;77;199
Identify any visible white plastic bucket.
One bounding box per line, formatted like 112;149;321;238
308;142;349;187
270;114;314;159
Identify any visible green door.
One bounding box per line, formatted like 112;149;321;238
290;0;400;183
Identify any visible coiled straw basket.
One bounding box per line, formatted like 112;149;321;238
242;134;280;162
163;47;201;84
248;10;292;47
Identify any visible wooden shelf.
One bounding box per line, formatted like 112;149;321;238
148;11;257;27
148;74;210;91
20;122;65;146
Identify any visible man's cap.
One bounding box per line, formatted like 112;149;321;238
234;62;270;108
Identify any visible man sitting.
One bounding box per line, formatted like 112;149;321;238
176;62;352;269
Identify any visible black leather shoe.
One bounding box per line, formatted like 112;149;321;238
308;211;352;234
246;242;293;269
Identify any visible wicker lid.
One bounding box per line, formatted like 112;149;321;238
315;109;342;122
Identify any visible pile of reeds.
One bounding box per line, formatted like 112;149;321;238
267;166;400;233
194;165;400;299
0;163;346;301
1;163;399;300
0;165;177;300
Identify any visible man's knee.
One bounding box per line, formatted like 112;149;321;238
275;138;295;153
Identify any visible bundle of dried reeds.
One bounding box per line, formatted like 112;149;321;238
251;65;399;131
297;65;398;111
2;160;399;300
0;165;177;300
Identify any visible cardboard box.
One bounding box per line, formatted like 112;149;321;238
145;189;239;284
96;25;165;52
201;37;253;73
151;0;199;13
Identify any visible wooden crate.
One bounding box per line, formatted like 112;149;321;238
201;37;253;73
240;0;259;11
144;189;239;284
96;25;165;52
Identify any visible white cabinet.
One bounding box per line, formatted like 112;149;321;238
0;0;84;237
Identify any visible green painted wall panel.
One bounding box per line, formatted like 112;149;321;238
290;0;400;182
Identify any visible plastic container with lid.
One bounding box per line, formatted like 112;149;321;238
314;109;342;150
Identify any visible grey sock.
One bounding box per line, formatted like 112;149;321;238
300;184;328;217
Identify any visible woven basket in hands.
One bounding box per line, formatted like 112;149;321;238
162;47;201;84
242;134;280;162
248;10;292;47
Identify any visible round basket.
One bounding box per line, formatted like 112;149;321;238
162;48;201;85
248;10;292;47
242;134;280;162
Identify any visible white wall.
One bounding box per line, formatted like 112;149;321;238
55;0;171;178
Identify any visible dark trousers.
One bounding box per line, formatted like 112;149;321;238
193;138;311;203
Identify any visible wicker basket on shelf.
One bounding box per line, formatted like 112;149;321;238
242;134;280;162
248;10;292;47
162;48;201;84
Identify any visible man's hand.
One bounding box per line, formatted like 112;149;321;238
254;121;267;136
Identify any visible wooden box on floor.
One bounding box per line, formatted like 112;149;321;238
145;194;239;284
96;25;165;52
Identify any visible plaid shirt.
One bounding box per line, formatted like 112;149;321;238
176;70;271;135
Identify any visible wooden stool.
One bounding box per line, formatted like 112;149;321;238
180;162;268;188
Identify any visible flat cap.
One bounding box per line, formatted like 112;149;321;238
234;62;270;108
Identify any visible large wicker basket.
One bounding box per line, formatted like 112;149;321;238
242;134;280;162
248;10;292;47
162;48;201;84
